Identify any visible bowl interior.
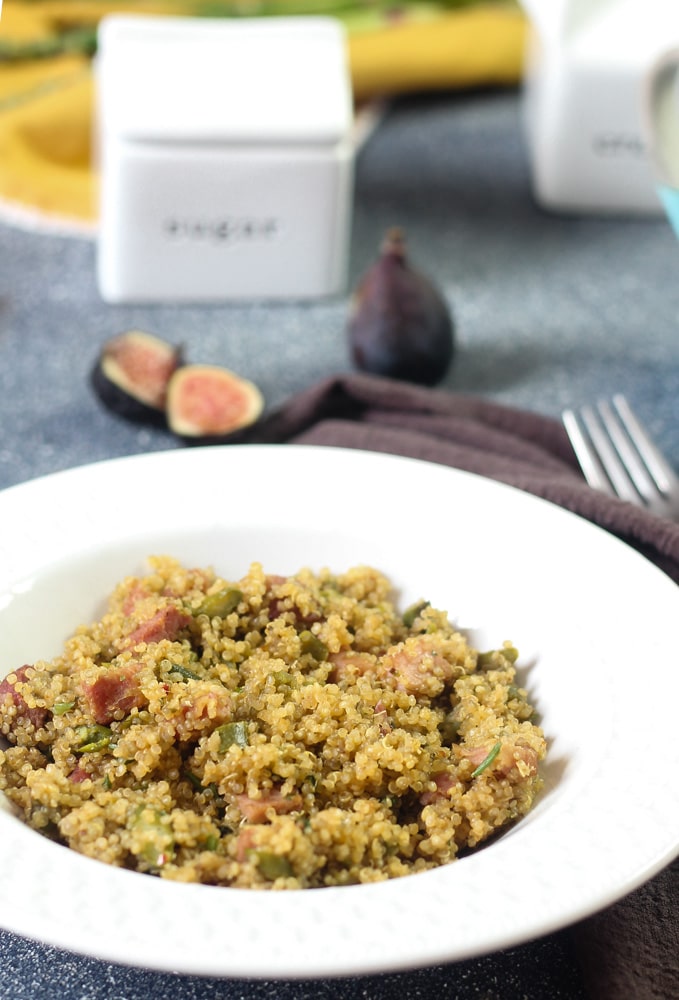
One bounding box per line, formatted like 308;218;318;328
0;518;596;824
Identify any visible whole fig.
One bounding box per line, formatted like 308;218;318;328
347;228;455;386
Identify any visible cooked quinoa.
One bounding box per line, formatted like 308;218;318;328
0;557;546;889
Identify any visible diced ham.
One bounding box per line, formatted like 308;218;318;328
379;637;455;696
170;688;232;741
81;663;146;725
123;605;192;649
265;575;320;625
267;599;284;621
461;742;539;780
265;575;288;621
121;581;151;616
495;743;539;779
69;765;90;783
420;771;460;805
0;665;48;731
236;789;303;823
328;650;376;683
461;745;492;769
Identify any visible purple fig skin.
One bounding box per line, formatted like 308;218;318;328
348;228;455;386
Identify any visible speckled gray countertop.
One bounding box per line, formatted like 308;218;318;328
1;87;678;999
2;88;679;494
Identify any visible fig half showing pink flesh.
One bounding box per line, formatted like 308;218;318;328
91;329;183;425
166;365;265;442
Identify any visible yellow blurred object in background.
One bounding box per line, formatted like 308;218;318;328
0;1;527;228
349;5;526;101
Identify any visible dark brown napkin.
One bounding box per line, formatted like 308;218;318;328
245;372;679;1000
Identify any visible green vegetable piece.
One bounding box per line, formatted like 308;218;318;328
129;804;175;868
299;630;328;661
73;724;113;753
273;670;294;686
215;720;249;751
53;700;75;715
477;645;519;669
197;588;243;619
402;599;430;627
251;850;293;880
471;741;502;778
168;662;201;681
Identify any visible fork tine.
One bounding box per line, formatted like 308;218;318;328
578;404;642;503
595;399;661;505
562;407;614;495
563;397;679;519
611;394;679;495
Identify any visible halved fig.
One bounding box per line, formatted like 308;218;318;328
91;330;182;425
166;365;264;442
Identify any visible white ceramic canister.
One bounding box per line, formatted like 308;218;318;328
522;0;679;215
95;15;355;302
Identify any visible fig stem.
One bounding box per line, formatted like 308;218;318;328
381;227;407;258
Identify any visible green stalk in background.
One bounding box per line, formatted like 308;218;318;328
0;0;508;62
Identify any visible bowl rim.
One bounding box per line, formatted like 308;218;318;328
0;444;677;979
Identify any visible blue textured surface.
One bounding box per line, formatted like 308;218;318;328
1;89;678;494
1;88;678;998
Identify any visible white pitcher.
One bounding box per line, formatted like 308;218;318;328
645;48;679;238
522;0;679;215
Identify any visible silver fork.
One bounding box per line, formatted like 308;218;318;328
562;394;679;520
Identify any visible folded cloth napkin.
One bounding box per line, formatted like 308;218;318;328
246;371;679;583
0;0;526;229
242;372;679;1000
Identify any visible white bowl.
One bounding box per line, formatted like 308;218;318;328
0;445;677;978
